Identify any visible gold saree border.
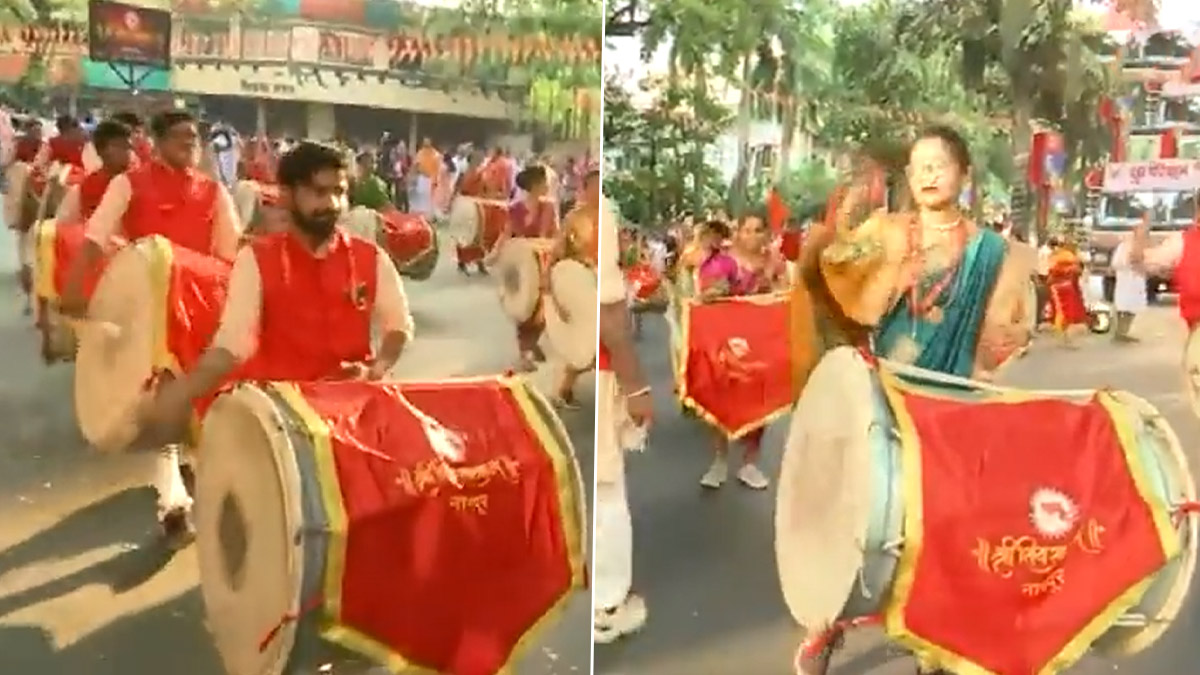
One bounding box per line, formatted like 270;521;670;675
271;375;586;674
879;370;1176;675
676;291;793;439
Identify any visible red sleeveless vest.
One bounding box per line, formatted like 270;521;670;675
78;170;115;218
15;137;42;163
1175;227;1200;328
124;161;219;257
247;229;377;381
49;136;84;167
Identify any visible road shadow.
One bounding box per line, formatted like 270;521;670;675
0;488;179;618
0;590;219;675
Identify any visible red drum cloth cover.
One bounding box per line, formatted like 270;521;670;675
879;373;1178;675
279;378;584;675
378;207;434;266
37;220;110;301
625;263;662;301
456;202;507;264
679;295;794;438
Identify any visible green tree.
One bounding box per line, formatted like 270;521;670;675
602;75;731;226
898;0;1114;238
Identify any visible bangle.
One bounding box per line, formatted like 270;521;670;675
624;385;651;399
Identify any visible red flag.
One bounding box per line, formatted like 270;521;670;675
767;187;789;235
679;294;794;438
880;376;1176;674
1161;128;1178;159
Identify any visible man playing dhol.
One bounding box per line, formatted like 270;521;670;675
138;142;414;533
55;120;135;224
61;110;244;545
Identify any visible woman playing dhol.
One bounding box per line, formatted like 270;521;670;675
696;213;788;490
488;164;558;371
794;125;1034;674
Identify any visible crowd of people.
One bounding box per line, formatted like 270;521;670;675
0;103;596;541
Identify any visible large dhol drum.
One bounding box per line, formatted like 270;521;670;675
447;194;481;245
343;207;439;280
625;262;667;314
31;218;109;363
494;238;554;323
676;292;794;437
448;196;506;260
75;236;232;453
544;259;597;371
4;161;43;234
1185;327;1200;421
777;347;1197;673
378;207;439;280
196;376;586;675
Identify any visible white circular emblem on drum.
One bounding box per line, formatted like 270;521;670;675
1029;488;1079;539
726;337;750;359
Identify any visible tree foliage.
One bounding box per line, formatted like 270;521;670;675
603;75;731;225
612;0;1115;229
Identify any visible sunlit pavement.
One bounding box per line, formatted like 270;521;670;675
0;238;593;675
595;303;1200;675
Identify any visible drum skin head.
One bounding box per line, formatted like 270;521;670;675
447;195;481;245
1093;390;1198;657
196;386;305;675
1184;328;1200;423
74;241;156;453
495;239;541;322
545;260;597;371
775;346;876;628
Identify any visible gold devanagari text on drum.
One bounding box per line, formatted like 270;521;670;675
394;455;523;498
970;518;1108;579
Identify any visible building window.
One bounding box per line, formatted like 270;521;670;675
757;145;777;172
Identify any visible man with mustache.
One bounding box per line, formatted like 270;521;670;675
139;142;414;510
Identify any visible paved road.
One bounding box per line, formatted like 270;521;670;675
0;240;593;675
595;304;1200;675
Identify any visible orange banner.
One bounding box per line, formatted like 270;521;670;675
881;374;1177;674
678;294;793;438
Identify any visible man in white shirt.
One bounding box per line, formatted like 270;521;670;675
594;195;654;644
1111;232;1147;342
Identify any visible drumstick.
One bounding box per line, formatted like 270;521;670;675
880;357;1096;399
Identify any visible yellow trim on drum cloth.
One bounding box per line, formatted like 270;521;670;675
271;376;586;674
143;235;202;443
878;370;1178;675
34;219;58;300
676;291;792;440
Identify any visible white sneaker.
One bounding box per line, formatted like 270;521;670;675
737;463;769;490
700;456;728;489
594;593;648;644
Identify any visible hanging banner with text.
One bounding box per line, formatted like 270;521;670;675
87;0;172;68
1102;159;1200;193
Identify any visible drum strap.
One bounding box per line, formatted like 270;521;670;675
257;591;324;653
